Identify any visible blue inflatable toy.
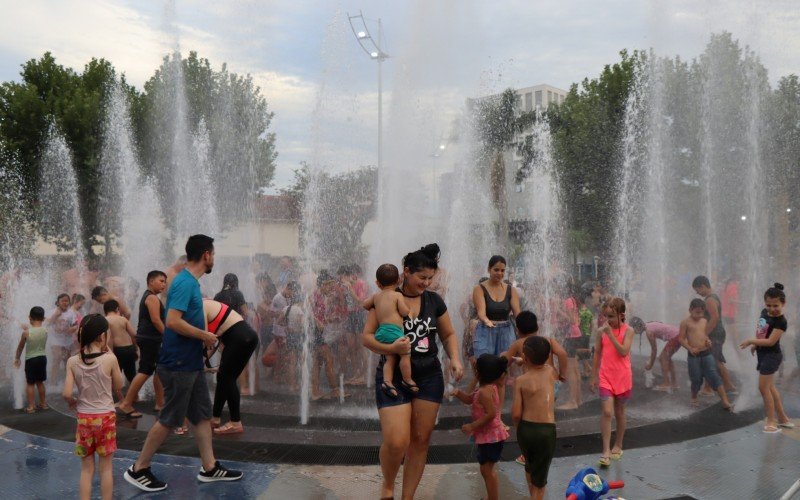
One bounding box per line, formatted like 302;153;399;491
565;467;624;500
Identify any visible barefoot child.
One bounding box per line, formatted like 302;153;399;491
104;300;138;388
364;264;413;397
504;310;567;466
512;336;558;500
678;299;733;410
451;354;509;500
14;306;48;413
591;297;634;467
740;283;794;433
62;314;124;500
631;317;681;392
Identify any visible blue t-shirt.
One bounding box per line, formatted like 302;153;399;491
158;269;205;371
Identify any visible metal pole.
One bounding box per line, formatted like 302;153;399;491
377;18;383;172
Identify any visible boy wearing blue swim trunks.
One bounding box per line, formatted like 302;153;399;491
364;264;413;398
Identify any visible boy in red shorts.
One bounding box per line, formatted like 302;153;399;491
63;314;124;500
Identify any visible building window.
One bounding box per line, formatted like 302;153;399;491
515;183;524;193
535;90;542;107
525;92;532;112
547;90;553;104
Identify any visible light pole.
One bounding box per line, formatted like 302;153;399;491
348;11;389;172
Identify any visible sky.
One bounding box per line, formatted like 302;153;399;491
0;0;797;190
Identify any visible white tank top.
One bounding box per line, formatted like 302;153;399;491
72;352;115;414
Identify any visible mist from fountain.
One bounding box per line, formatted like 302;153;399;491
615;34;773;407
100;81;166;290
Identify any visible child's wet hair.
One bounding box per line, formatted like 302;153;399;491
689;298;706;311
147;270;167;283
515;310;538;335
103;299;120;314
29;306;45;321
475;354;508;384
56;293;70;305
376;263;400;287
764;283;786;303
78;314;109;365
91;286;107;300
488;255;506;269
629;317;646;334
71;293;85;304
692;275;711;289
603;297;627;320
523;336;551;366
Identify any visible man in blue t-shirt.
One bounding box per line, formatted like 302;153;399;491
125;235;243;492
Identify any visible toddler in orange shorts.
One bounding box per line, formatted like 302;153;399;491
63;314;124;500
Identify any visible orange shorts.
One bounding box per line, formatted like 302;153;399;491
75;412;117;457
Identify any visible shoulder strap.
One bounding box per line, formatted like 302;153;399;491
504;283;512;301
479;284;491;300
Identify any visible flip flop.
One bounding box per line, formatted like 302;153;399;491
611;450;623;460
213;423;244;435
778;421;796;429
400;380;420;394
36;404;49;410
381;381;399;399
598;456;611;467
515;455;526;466
174;426;188;435
763;425;781;434
24;407;36;414
119;409;143;419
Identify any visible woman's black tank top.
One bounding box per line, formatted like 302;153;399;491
481;283;512;321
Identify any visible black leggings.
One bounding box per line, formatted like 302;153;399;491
213;321;259;422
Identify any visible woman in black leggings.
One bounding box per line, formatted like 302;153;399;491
204;299;259;434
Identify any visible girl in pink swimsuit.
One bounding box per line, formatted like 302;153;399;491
591;297;634;467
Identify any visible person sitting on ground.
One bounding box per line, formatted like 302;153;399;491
14;306;49;413
631;317;682;392
364;263;414;397
104;300;138;399
678;299;733;410
512;336;558;500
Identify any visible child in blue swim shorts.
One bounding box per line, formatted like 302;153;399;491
364;264;414;398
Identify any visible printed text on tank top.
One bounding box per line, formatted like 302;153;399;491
207;302;232;335
480;283;512;321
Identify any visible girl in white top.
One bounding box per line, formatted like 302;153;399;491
63;314;123;500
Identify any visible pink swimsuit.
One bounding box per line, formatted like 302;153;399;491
599;323;632;396
471;384;509;444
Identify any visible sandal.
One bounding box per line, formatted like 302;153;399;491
598;456;611;467
611;450;623;460
119;408;143;419
515;455;526;466
381;381;399;399
174;426;188;435
213;422;244;435
778;421;795;429
400;380;420;394
24;407;36;414
763;425;781;434
36;403;49;410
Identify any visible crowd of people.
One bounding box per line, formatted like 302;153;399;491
4;234;797;499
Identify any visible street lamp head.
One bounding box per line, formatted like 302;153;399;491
438;144;446;150
357;31;368;39
370;51;380;59
740;215;747;221
787;208;792;213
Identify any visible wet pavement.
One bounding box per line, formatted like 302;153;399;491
1;413;799;498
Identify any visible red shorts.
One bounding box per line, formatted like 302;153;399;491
598;387;632;403
75;412;117;457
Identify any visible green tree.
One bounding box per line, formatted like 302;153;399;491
548;50;642;257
